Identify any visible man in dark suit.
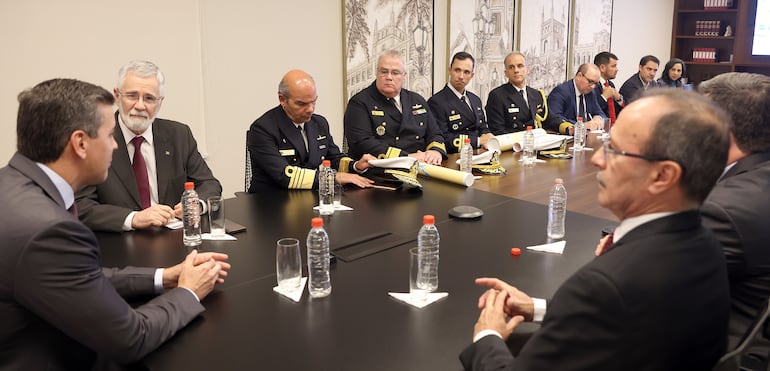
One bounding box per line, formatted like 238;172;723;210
428;52;493;153
76;60;222;232
248;69;374;192
593;51;625;126
699;73;770;351
619;55;660;105
0;78;230;370
344;49;447;165
486;52;566;135
547;63;607;132
460;89;731;370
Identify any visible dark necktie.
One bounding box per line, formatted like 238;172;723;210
391;98;402;113
68;203;78;219
130;136;151;209
518;89;528;109
296;125;309;153
578;94;586;122
460;95;472;113
605;81;616;126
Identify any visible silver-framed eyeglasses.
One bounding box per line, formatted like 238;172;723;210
118;90;163;106
601;137;668;162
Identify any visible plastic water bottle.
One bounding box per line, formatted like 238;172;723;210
307;217;332;298
573;117;585;151
547;178;568;239
417;214;440;292
460;137;473;173
318;160;334;215
523;126;536;165
181;181;202;247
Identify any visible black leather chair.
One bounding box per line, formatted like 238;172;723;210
244;130;252;193
713;299;770;371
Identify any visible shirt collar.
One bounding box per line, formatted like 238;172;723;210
35;162;74;209
613;211;677;243
118;113;154;146
447;83;465;100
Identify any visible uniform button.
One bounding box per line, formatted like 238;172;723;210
415;136;419;139
395;136;399;141
419;122;424;126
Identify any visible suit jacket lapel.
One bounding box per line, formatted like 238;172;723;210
568;82;578;119
278;111;308;162
525;87;539;121
153;123;173;204
9;152;66;209
111;118;142;207
305;120;319;166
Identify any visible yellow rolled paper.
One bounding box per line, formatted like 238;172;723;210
416;162;474;187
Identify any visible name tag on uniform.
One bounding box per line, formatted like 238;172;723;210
316;135;326;140
508;107;520;113
448;114;461;121
413;108;427;115
279;149;295;156
372;110;385;116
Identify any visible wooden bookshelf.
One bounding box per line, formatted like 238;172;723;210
671;0;770;85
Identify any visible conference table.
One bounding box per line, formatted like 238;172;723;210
98;132;617;370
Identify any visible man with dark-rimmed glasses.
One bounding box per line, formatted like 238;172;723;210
461;89;731;370
547;63;607;133
76;60;221;232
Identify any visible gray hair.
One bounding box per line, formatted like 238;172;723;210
641;89;730;204
278;73;316;99
377;49;405;72
504;51;526;66
698;72;770;154
17;78;114;163
117;60;165;97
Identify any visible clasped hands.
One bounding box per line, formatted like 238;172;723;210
163;250;231;301
472;277;534;341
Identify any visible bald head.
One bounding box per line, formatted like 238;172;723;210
575;63;600;94
278;69;318;123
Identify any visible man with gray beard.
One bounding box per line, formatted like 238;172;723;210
76;60;221;232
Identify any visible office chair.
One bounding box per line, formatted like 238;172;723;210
713;299;770;371
244;130;252;193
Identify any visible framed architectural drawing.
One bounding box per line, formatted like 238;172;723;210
448;0;515;106
569;0;613;76
343;0;434;101
516;0;571;94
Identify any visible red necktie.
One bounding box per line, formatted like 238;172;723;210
605;81;616;128
599;232;614;255
131;136;151;209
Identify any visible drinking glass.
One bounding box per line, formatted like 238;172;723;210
276;238;302;291
207;196;226;237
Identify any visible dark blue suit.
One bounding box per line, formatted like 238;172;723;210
427;85;489;153
547;79;606;128
344;82;447;160
247;105;355;192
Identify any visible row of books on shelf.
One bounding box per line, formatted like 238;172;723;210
703;0;734;9
695;20;725;36
692;48;718;62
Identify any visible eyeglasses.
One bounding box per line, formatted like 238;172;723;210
378;69;404;78
601;138;668;163
118;90;163;106
581;72;598;86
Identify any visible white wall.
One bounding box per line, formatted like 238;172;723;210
0;0;671;198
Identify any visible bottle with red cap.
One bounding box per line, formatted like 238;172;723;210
181;182;202;247
307;217;332;298
318;160;335;215
460;137;473;173
417;214;440;292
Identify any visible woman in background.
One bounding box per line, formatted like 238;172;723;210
657;58;686;88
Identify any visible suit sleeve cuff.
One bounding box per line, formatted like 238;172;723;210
473;329;503;343
180;287;201;302
533;297;547;322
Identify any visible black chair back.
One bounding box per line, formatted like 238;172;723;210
713;299;770;371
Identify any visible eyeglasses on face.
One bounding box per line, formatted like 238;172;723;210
601;138;668;162
118;90;162;105
378;69;404;78
581;72;598;86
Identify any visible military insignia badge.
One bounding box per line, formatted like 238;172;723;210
376;125;386;136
